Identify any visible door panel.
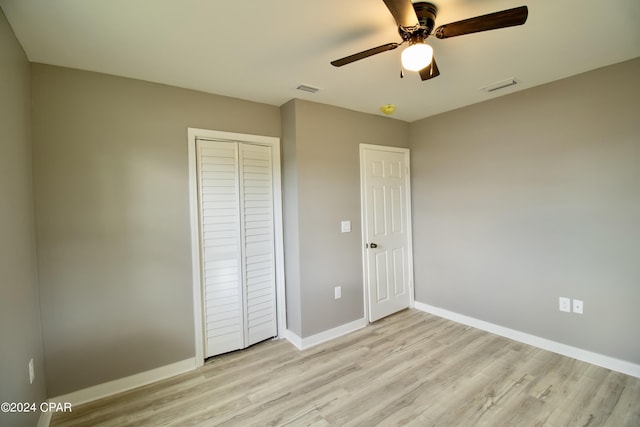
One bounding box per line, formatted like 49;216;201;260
375;252;389;302
362;146;413;322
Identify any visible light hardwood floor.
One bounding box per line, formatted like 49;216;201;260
51;309;640;426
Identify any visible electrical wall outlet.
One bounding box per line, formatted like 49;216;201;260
334;286;342;299
559;297;571;313
341;220;351;233
29;358;34;384
573;299;584;314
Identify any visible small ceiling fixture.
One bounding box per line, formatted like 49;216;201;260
380;104;396;115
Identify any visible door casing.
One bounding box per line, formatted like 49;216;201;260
188;128;286;366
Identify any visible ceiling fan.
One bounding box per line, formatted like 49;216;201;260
330;0;528;81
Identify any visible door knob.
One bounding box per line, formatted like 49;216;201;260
369;243;378;248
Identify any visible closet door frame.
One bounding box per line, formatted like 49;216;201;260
188;128;286;366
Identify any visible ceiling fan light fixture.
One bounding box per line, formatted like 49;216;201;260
401;42;433;72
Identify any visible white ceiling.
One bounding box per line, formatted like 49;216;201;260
2;0;639;122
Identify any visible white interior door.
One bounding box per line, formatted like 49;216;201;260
197;139;277;358
360;144;413;322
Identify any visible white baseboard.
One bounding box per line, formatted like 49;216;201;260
285;329;303;350
37;411;52;427
414;302;640;378
286;317;368;350
49;358;197;408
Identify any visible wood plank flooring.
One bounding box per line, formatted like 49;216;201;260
51;309;640;426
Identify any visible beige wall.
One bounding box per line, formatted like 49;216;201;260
30;64;281;396
0;9;47;427
410;58;640;364
283;99;410;337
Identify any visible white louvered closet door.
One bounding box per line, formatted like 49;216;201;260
197;139;277;358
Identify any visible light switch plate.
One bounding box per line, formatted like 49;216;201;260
341;220;351;233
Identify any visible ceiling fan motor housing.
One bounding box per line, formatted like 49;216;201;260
399;2;437;43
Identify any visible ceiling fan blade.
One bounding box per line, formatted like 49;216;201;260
419;57;440;81
434;6;528;39
331;42;400;67
382;0;419;28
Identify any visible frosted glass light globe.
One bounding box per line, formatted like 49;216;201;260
401;43;433;72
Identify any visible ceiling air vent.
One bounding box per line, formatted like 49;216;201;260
296;84;320;93
480;78;519;93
